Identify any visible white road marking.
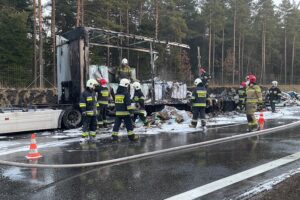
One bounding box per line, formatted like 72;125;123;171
165;152;300;200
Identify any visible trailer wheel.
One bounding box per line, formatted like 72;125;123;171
62;108;82;129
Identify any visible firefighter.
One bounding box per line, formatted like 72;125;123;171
199;67;211;88
189;78;207;129
79;79;99;138
237;81;247;111
245;75;262;131
116;58;132;82
112;78;139;141
95;78;110;128
132;81;149;127
267;81;281;113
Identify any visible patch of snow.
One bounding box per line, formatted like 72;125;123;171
45;106;300;138
235;168;300;200
3;167;26;181
0;141;21;149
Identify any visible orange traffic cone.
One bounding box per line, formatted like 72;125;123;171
258;112;265;130
26;133;42;160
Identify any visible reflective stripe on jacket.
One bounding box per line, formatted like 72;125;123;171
246;85;262;104
114;86;133;116
95;85;110;105
191;85;207;107
79;89;98;116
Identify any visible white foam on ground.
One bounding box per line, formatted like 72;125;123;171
54;106;300;137
0;141;21;149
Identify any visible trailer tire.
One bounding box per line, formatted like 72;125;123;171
62;108;82;129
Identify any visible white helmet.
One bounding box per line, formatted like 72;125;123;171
86;79;98;89
121;58;128;65
194;78;202;86
132;82;141;90
272;81;278;87
119;78;130;87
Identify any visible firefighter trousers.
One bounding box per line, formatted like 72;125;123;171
270;100;276;112
191;107;206;127
113;115;134;133
246;103;258;130
82;115;97;133
97;104;108;126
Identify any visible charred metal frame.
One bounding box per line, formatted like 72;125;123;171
57;26;190;104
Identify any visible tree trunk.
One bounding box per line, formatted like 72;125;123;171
33;0;37;87
208;10;212;75
291;34;296;85
107;10;110;67
139;1;144;26
232;0;236;85
263;21;266;84
284;27;287;85
154;0;159;39
241;34;245;80
38;0;44;88
212;32;215;84
81;0;84;25
221;28;224;84
238;32;241;82
126;0;129;59
119;10;123;63
51;0;56;86
261;20;266;84
76;0;81;27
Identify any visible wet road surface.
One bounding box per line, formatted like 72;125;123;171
0;118;300;200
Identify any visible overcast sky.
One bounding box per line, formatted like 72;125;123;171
273;0;300;6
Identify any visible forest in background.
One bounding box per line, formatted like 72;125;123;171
0;0;300;87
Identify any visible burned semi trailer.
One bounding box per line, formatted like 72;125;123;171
57;27;190;128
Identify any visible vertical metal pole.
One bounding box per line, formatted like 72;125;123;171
150;42;155;104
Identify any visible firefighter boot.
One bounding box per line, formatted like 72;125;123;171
189;119;197;128
81;132;89;138
201;120;207;131
128;131;139;141
111;132;119;142
90;131;96;138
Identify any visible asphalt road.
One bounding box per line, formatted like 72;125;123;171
0;118;300;200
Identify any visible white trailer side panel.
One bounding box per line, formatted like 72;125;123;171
0;110;63;134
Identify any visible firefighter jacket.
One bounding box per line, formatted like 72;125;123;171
95;85;110;105
79;88;98;116
246;84;262;104
116;66;131;81
132;89;145;109
268;86;281;101
238;88;246;102
114;86;134;116
191;84;207;107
